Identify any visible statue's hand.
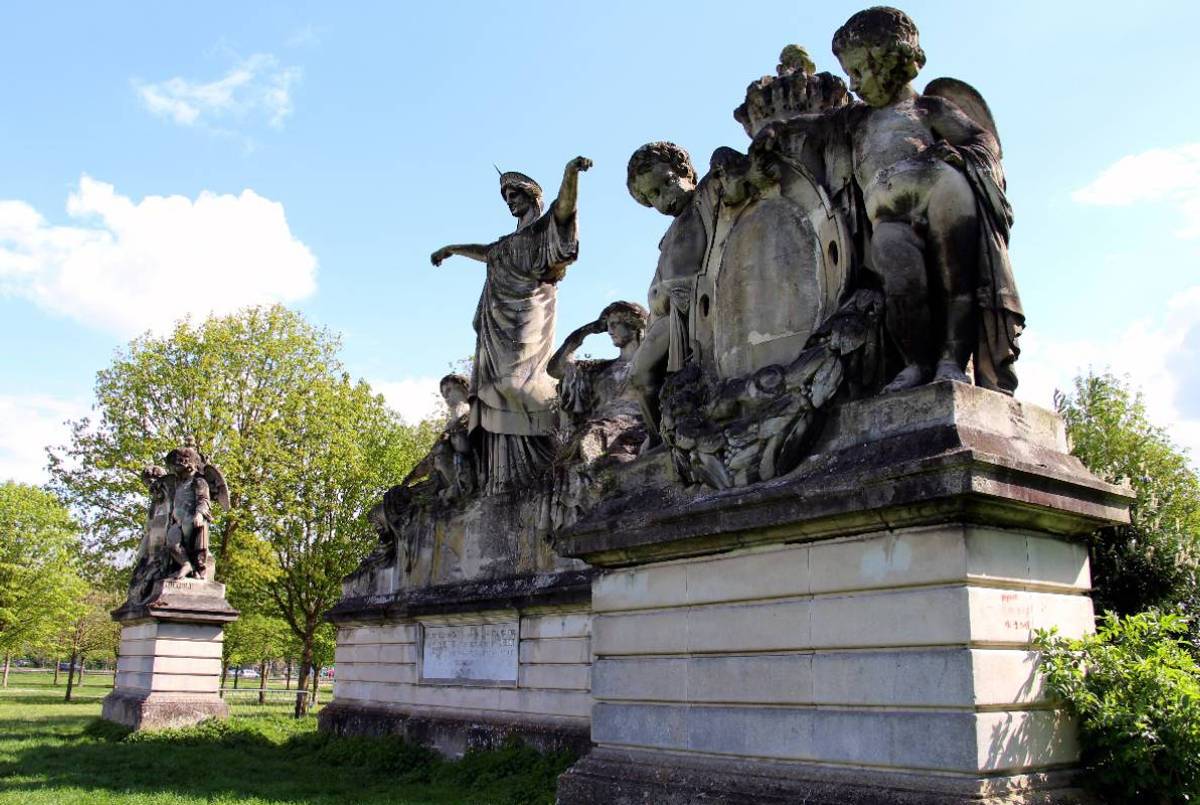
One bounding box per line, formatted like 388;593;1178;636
431;246;453;267
926;141;964;168
192;513;206;528
752;122;782;154
586;317;608;335
568;156;593;174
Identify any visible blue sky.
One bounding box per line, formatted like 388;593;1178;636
3;1;1199;481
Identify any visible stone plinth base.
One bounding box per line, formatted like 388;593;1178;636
557;747;1092;804
101;689;230;731
320;701;591;758
322;572;593;758
103;578;237;731
555;382;1130;804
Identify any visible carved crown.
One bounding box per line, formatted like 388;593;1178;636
733;46;851;138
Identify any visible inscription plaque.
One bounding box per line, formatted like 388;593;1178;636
420;621;519;685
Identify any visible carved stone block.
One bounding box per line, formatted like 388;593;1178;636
102;579;238;731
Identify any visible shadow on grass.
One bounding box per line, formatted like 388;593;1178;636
0;712;575;805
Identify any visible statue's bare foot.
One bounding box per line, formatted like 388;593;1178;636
933;359;970;384
171;561;193;580
882;364;927;393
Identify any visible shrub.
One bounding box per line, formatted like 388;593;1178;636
1035;611;1200;803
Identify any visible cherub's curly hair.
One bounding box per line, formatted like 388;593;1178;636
832;7;926;72
626;142;697;206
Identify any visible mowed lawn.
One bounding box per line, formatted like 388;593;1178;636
0;672;569;804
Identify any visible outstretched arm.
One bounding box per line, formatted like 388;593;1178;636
547;317;606;379
431;244;489;266
553;156;593;225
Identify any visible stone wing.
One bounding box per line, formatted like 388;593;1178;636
925;77;1002;158
202;463;231;509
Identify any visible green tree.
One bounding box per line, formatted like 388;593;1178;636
224;612;290;703
1055;372;1200;619
230;375;437;716
48;305;437;714
53;589;120;701
47;305;344;593
0;482;86;682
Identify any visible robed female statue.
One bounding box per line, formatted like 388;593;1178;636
431;155;592;494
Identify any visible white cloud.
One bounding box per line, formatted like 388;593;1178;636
1072;143;1200;238
135;53;300;130
1017;285;1200;463
0;395;88;484
0;175;317;336
372;376;445;425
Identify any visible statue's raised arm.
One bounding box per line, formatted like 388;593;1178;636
553;156;593;225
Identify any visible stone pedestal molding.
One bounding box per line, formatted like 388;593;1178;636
102;578;238;731
554;382;1130;805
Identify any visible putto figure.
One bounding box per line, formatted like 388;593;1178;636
431;156;592;493
832;6;1023;393
625;142;719;446
127;438;229;596
163;438;229;581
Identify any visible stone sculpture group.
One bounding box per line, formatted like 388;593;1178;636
110;8;1136;805
355;4;1024;566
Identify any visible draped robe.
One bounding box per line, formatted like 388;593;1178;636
470;204;578;492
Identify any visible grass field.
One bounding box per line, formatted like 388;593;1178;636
0;672;570;804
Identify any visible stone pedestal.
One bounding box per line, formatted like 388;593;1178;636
555;382;1130;804
102;578;238;731
319;571;594;758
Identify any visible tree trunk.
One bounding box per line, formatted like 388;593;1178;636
310;664;320;706
284;663;291;690
53;658;60;686
2;653;10;688
258;659;268;705
77;656;85;686
219;658;228;697
293;637;314;718
64;650;79;702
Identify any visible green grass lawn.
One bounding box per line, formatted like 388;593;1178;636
0;672;571;804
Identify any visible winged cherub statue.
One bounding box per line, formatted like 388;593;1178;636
161;437;230;581
832;6;1024;394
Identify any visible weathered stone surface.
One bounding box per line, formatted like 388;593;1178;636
593;648;1045;708
112;578;238;626
328;569;593;624
558;382;1131;567
557;746;1095;805
319;702;591;759
101;690;230;732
